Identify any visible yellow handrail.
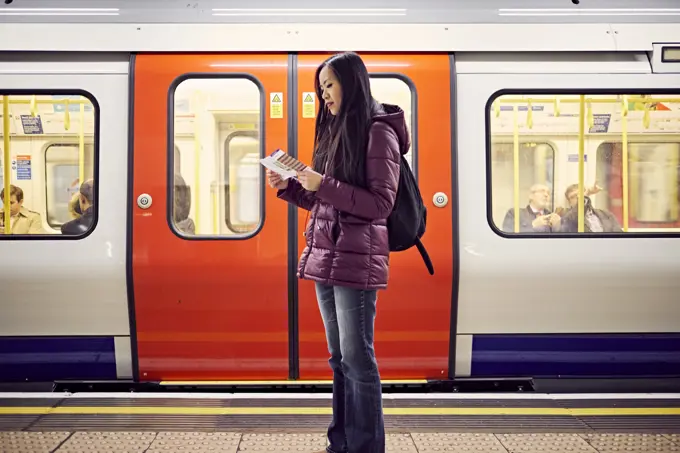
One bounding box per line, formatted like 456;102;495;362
621;96;629;232
513;105;520;233
578;95;585;233
2;96;10;235
495;97;680;104
79;101;85;186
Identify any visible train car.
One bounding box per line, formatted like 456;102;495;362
1;0;680;390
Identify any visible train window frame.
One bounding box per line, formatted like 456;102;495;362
44;141;96;230
369;73;418;180
485;88;680;239
167;73;266;241
0;89;100;241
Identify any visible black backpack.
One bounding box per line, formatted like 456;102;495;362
387;153;435;275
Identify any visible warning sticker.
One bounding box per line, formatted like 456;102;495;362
302;92;316;119
270;92;283;119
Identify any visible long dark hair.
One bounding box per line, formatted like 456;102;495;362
312;52;378;188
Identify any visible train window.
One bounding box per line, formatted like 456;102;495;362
370;76;416;170
0;93;98;238
488;93;680;235
170;77;262;238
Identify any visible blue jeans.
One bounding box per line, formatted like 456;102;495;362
315;283;385;453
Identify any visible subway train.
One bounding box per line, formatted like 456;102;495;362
1;2;680;389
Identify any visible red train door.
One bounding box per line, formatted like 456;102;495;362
296;54;455;380
131;54;290;380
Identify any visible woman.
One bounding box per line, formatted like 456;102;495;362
266;52;410;453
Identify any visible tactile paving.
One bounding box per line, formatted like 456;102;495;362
411;432;508;452
386;433;418;452
581;433;680;452
496;433;597;452
147;432;241;452
56;432;156;453
0;431;70;453
665;434;680;444
238;433;326;451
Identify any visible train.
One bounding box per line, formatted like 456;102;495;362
1;1;680;390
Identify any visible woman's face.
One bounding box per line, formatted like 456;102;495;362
319;65;342;116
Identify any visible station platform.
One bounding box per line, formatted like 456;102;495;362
1;392;679;452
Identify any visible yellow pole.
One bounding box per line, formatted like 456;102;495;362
79;101;85;185
513;105;520;233
578;95;585;233
2;96;10;234
621;105;629;232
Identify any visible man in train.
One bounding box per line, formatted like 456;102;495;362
61;179;94;235
0;184;44;235
559;183;622;233
502;183;561;233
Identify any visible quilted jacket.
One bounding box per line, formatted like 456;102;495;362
278;103;409;290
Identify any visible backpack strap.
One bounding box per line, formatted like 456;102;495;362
415;237;435;275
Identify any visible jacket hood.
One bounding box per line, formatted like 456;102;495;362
372;102;411;156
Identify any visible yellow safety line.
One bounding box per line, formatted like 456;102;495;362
159;380;428;385
2;407;680;416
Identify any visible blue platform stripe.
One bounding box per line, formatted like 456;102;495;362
0;336;116;382
471;334;680;377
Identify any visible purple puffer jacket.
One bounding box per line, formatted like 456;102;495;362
277;103;409;290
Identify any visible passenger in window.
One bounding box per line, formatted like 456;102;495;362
68;192;83;220
560;183;622;233
173;173;195;235
501;184;561;233
268;52;406;453
61;179;94;235
0;184;44;235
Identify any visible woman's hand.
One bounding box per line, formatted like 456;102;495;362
297;168;323;192
266;169;288;190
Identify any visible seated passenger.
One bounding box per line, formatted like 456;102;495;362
502;183;561;233
61;179;94;235
173;174;195;235
68;191;83;220
0;184;44;234
560;183;622;233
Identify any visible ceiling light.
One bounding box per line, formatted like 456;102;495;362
212;8;406;17
498;8;680;16
0;8;119;16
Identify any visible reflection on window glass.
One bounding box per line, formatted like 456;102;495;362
172;78;262;237
370;77;415;170
45;144;95;228
488;93;680;235
491;142;555;231
0;94;97;238
225;133;260;234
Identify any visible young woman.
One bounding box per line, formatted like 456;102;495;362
266;52;411;453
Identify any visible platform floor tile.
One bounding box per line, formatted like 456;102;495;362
581;433;680;452
238;433;327;451
0;431;71;453
496;433;597;452
147;432;242;452
412;432;508;452
56;432;156;453
385;433;418;452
